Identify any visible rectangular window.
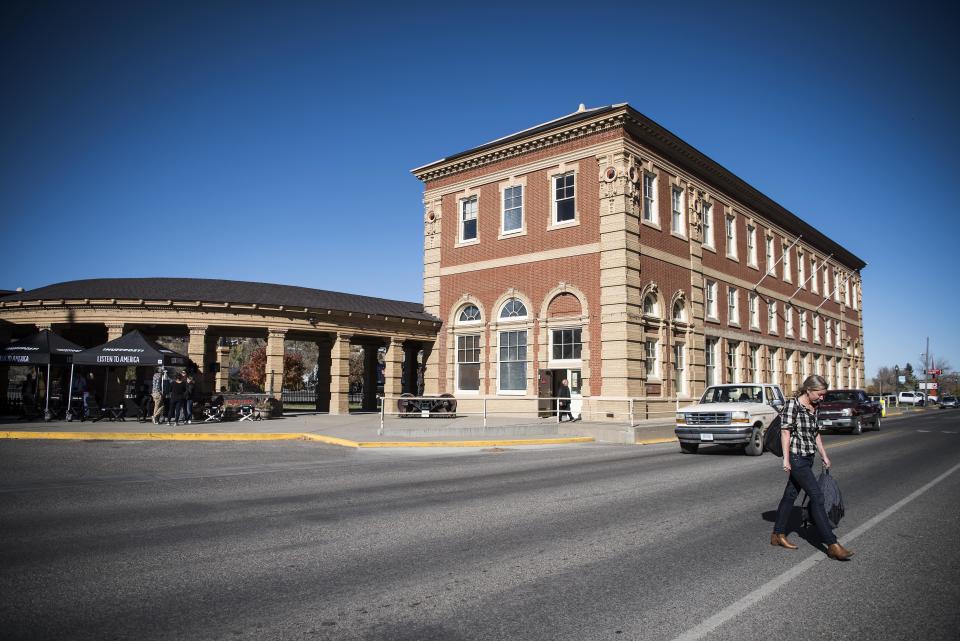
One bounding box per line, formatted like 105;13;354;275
797;250;805;285
749;345;760;382
726;341;739;383
673;343;685;395
553;172;575;223
766;236;775;275
813;314;821;342
725;214;737;258
811;257;819;293
705;280;718;319
785;303;794;336
702;202;714;248
771;347;780;385
502;185;523;234
822;264;829;297
825;318;832;345
844;279;850;306
498;330;527;392
835;320;841;344
671;186;684;235
642;173;657;223
460;196;477;242
768;300;778;334
747;225;757;266
644;339;659;378
783;242;792;282
728;287;739;325
800;310;808;340
705;338;718;386
834;270;841;301
749;292;759;329
551;328;582;361
786;350;795;377
456;334;480;392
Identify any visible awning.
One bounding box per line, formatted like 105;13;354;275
72;330;188;367
0;329;83;365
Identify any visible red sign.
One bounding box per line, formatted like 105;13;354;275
927;369;942;376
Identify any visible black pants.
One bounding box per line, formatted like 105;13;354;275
169;399;186;423
773;454;837;545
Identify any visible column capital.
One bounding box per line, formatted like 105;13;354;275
336;332;353;341
267;328;288;339
188;325;208;336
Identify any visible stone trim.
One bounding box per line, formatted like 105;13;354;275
439;243;600;276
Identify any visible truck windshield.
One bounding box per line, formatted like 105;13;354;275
823;391;855;402
700;386;763;404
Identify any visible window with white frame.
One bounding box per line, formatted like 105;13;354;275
797;250;805;285
553;172;575;224
499;298;527;319
642;172;657;224
726;340;739;383
702;202;714;248
725;214;737;258
458;304;481;324
460;196;477;242
766;236;775;275
728;286;739;325
811;257;819;293
502;185;523;234
673;343;685;395
785;303;794;336
705;338;718;386
642;293;659;318
800;310;808;340
815;354;823;376
768;300;778;334
644;339;659;378
844;279;850;306
822;264;829;297
498;330;527;392
833;269;841;301
749;344;760;382
456;334;481;392
825;317;832;345
671;186;685;235
748;292;759;329
813;314;820;342
802;353;811;377
551;328;582;361
786;350;795;378
835;320;841;344
705;280;718;319
672;300;686;323
771;347;781;385
783;241;792;282
747;224;757;267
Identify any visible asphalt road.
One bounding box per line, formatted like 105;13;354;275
1;411;958;641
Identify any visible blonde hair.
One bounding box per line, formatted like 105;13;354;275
794;374;828;398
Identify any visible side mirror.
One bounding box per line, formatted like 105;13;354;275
771;399;784;410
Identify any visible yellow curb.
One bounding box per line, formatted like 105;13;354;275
0;431;308;442
301;434;361;448
634;437;678;445
353;436;595;448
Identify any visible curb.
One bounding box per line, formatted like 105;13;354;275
634;437;677;445
0;431;595;448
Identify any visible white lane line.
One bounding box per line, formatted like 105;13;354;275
918;430;931;433
670;460;960;641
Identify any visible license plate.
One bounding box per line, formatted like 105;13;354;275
421;410;430;418
700;433;714;441
821;420;832;426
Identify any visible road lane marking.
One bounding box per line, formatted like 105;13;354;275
669;459;960;641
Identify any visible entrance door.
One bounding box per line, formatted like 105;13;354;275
552;369;582;419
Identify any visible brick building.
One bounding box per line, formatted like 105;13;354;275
412;104;865;418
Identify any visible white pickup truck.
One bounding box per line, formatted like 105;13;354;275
675;383;786;455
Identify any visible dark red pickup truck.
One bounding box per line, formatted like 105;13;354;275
817;389;881;434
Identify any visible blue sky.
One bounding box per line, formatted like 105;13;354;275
1;0;956;379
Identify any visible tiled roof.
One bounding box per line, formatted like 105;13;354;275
0;278;439;322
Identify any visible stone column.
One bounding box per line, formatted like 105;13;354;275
384;337;405;402
187;325;207;386
106;323;125;342
314;336;333;412
329;333;352;415
362;344;379;412
265;328;287;399
215;342;231;393
422;195;442;395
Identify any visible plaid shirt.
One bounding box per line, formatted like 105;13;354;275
783;397;819;456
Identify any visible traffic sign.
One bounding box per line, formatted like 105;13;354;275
927;369;942;376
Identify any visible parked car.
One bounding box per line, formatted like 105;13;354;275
898;391;926;406
939;395;958;409
675;384;785;456
817;389;881;434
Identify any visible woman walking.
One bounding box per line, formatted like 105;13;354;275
771;375;854;561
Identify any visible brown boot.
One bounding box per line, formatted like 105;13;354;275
827;543;854;561
770;533;798;550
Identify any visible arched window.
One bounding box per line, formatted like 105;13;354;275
458;304;481;324
672;300;686;323
499;298;527;320
642;294;659;317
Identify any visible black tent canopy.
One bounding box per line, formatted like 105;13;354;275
72;330;188;367
0;330;83;418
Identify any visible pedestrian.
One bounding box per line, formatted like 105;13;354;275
771;375;854;561
184;375;196;425
557;378;574;422
151;368;164;424
168;372;186;426
20;371;36;418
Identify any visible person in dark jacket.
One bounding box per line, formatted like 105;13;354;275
771;375;853;561
557;378;574;422
168;373;187;426
184;375;196;425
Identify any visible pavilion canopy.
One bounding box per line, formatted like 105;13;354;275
72;330;188;367
0;329;83;365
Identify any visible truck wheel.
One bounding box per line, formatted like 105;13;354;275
680;442;699;454
874;415;881;431
745;426;764;456
851;417;862;435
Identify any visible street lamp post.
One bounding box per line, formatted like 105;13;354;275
894;365;900;406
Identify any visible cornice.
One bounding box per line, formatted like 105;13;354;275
412;112;627;183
